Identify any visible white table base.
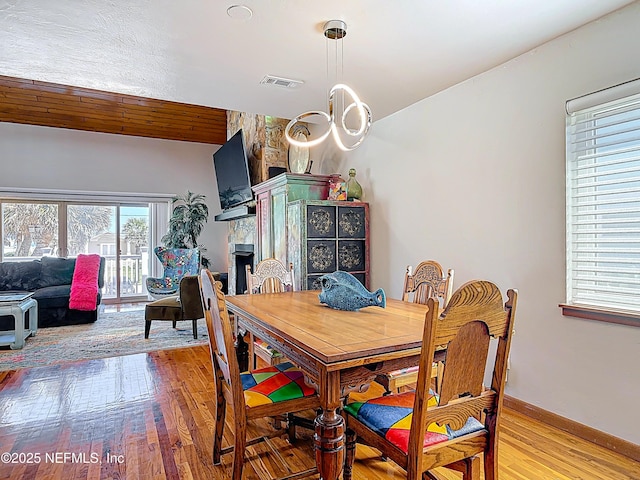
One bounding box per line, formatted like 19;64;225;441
0;298;38;350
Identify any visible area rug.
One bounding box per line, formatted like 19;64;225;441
0;309;209;371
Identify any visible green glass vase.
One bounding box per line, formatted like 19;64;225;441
345;168;362;201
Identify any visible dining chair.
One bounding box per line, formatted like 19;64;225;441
199;269;320;480
245;258;295;369
343;280;518;480
375;261;454;395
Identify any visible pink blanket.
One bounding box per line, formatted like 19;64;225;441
69;254;101;311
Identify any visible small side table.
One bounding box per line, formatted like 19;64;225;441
0;292;38;350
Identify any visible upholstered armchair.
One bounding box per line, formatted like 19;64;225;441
145;246;199;299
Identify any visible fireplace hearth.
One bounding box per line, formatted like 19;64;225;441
230;243;254;295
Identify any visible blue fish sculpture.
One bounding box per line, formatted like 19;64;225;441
318;271;386;311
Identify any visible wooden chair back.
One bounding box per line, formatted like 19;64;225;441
408;280;517;478
200;268;319;480
245;258;295;368
374;260;454;395
402;260;454;307
200;269;245;421
246;258;295;294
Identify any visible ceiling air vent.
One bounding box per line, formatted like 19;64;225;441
260;75;304;89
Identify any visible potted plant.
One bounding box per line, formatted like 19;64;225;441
161;191;211;268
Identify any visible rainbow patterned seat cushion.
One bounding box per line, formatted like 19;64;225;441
241;362;317;408
344;391;484;453
387;365;420;378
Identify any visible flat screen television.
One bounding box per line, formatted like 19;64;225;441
213;129;253;210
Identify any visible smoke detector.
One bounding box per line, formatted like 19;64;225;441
260;75;304;89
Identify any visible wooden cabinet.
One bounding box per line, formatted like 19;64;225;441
253;173;370;292
252;173;331;265
287;200;370;291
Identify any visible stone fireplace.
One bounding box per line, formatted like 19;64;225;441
230;243;254;295
223;111;294;294
226;217;256;295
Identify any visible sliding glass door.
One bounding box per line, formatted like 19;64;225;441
2;198;162;303
67;204;150;302
118;205;150;301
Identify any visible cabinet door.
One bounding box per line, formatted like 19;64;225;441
338;240;366;272
271;188;287;264
337;206;366;238
307;205;336;238
307;240;337;274
256;192;271;261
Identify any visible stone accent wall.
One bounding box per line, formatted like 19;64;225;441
227;112;289;185
225;111;291;294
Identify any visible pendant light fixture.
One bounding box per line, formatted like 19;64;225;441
285;20;372;152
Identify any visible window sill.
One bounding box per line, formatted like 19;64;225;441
559;304;640;327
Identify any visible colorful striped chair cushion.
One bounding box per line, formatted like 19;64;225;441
344;391;484;453
254;338;283;358
241;362;317;408
387;365;420;378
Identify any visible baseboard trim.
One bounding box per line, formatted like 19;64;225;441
504;395;640;462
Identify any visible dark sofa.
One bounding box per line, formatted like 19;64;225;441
0;256;105;329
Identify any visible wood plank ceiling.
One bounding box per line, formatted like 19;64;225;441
0;75;228;145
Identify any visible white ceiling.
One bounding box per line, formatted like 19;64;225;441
0;0;636;123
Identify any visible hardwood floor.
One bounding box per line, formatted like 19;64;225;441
0;345;638;480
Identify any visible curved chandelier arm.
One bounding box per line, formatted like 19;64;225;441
341;102;372;137
330;115;371;151
329;84;371;137
285;111;332;148
286;84;372;152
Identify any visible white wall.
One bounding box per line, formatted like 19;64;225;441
325;3;640;443
0;123;229;270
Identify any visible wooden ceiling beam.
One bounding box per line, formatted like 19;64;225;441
0;75;227;144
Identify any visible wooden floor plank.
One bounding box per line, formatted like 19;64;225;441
0;344;638;479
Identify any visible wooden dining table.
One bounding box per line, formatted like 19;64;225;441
226;289;436;480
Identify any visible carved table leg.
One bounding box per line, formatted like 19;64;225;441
314;408;345;480
344;428;356;480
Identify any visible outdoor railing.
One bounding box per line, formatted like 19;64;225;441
102;254;146;297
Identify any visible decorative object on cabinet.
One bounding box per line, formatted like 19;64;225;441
287;200;369;291
345;168;363;201
252;173;331;266
318;271;385;311
328;174;347;200
287;124;311;174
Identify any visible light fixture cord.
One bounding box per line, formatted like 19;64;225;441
326;34;330;112
335;31;340;113
340;31;345;123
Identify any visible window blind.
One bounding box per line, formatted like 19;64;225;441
566;86;640;313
